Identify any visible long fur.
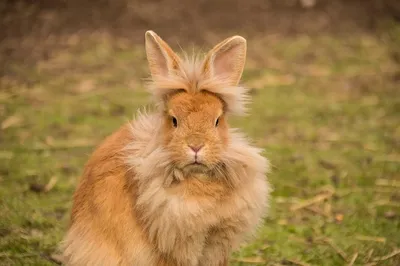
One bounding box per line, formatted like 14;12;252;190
60;32;271;266
147;52;251;116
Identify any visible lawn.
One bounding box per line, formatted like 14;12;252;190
0;23;399;265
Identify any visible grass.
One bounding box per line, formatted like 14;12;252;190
1;25;399;265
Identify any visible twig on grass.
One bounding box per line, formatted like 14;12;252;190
365;249;374;263
282;258;311;266
347;253;358;266
44;176;58;192
355;235;386;243
372;248;400;262
233;256;266;264
290;191;334;211
316;238;348;262
305;205;331;218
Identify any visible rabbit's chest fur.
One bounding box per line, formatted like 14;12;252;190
125;113;270;265
134;171;268;265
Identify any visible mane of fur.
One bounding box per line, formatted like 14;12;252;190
123;108;271;259
146;53;250;115
124;112;270;187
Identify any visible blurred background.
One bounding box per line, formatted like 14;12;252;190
0;0;399;265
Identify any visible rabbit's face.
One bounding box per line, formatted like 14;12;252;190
144;30;248;173
162;91;229;171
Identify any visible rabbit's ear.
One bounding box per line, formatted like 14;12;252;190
202;36;247;86
145;30;182;78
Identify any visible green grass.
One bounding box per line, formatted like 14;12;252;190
1;27;399;265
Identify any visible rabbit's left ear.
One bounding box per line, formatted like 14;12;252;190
145;30;183;78
202;36;247;86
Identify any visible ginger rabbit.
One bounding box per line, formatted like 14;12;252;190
61;30;271;266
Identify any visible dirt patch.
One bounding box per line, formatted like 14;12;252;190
0;0;399;77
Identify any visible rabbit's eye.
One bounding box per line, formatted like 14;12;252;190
172;117;178;128
215;117;220;127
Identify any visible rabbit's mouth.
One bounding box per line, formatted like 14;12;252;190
188;161;206;167
185;162;208;172
190;161;204;166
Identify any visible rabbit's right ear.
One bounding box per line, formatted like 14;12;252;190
145;31;182;78
201;35;247;86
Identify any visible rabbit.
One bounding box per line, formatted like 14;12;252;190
60;30;271;266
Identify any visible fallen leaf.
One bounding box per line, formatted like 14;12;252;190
335;213;344;223
1;114;23;129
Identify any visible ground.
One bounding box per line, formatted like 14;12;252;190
0;0;400;265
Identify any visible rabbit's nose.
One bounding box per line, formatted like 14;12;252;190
189;145;204;153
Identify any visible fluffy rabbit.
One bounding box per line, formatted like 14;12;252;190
60;30;271;266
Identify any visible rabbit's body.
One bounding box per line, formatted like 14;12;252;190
61;31;270;266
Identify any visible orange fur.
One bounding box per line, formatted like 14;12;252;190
60;31;271;266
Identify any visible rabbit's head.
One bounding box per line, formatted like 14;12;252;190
144;31;249;173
